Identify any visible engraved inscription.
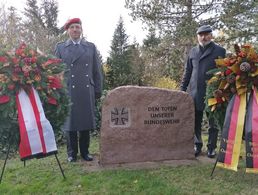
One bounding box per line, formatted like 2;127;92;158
144;105;180;125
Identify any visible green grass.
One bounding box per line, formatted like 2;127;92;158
1;136;258;195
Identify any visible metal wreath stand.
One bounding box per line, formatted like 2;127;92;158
0;132;66;184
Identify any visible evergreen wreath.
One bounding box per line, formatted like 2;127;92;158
205;44;258;128
0;43;69;150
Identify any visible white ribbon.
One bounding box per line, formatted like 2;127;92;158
16;87;57;159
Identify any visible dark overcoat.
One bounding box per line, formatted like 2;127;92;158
180;42;226;111
55;39;102;131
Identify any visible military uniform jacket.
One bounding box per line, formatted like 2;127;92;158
55;39;102;131
180;42;226;111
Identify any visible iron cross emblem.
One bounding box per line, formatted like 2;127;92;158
110;107;129;126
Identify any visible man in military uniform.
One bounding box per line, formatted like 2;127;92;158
55;18;102;162
180;25;226;158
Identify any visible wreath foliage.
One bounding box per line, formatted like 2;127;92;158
205;44;258;128
0;43;69;150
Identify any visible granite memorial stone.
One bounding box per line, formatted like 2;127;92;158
100;86;195;165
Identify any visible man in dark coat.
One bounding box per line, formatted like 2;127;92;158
55;18;102;162
180;25;226;158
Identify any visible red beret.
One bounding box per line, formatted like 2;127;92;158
64;18;82;30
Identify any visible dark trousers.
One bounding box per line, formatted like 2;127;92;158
66;130;90;158
195;110;219;150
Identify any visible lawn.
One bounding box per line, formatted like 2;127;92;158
0;136;258;195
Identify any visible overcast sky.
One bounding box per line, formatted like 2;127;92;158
1;0;147;59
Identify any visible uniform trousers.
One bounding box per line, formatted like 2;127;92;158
66;130;90;158
194;110;219;151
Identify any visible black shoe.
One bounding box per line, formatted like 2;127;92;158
81;154;93;161
194;146;202;157
67;156;77;162
207;149;216;158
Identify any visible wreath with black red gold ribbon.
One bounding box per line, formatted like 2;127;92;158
0;43;69;149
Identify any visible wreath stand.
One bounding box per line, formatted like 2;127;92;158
0;133;66;184
210;157;219;177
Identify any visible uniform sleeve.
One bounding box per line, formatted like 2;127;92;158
92;44;103;98
180;55;193;92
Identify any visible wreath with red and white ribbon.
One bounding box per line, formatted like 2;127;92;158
0;43;69;150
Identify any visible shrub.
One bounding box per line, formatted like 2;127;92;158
153;77;179;90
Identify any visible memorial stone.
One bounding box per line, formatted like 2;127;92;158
100;86;195;165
